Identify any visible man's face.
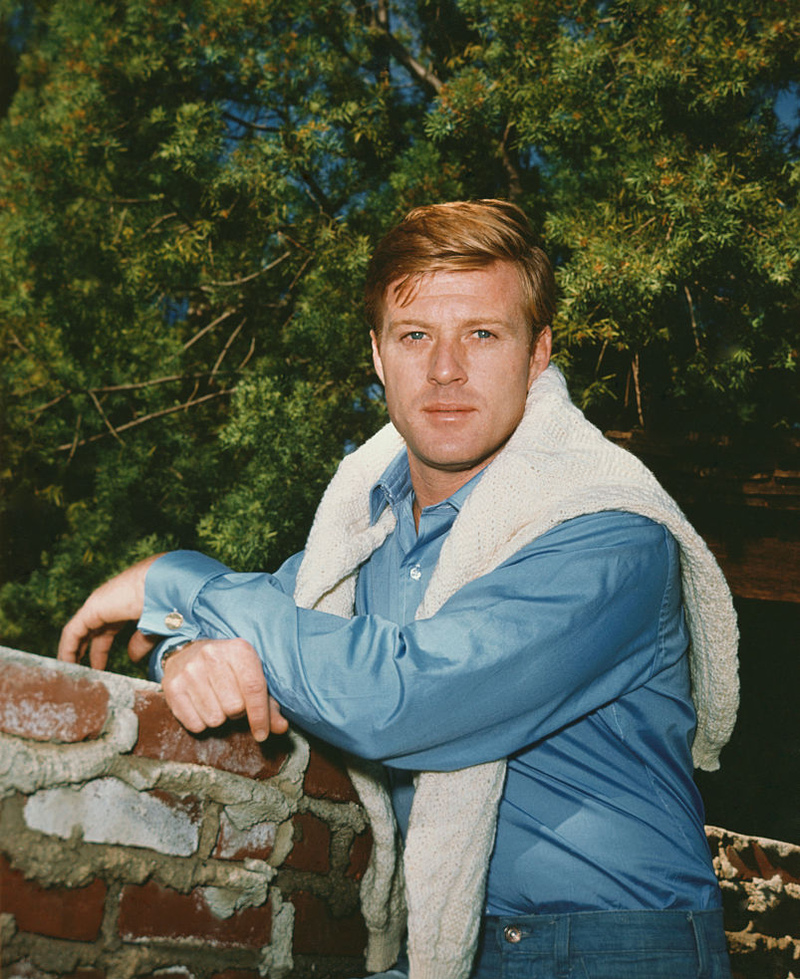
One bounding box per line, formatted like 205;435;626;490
371;261;551;502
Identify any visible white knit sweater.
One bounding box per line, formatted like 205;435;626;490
293;365;739;979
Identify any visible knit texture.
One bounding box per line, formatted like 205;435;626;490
293;365;739;979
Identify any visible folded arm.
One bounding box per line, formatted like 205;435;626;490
138;514;680;770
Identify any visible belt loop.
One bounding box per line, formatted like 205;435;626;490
688;911;710;979
554;914;571;978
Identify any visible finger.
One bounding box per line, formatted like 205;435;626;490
163;682;212;735
57;615;88;662
195;640;268;739
269;696;289;735
59;605;116;662
164;653;231;731
128;629;159;663
88;630;118;670
232;647;270;742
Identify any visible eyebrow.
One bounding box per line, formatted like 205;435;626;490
387;316;512;329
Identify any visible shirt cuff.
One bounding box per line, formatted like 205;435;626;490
138;549;231;644
148;636;192;682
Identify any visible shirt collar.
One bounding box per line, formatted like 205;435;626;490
369;450;484;525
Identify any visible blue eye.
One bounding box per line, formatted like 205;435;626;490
475;329;493;339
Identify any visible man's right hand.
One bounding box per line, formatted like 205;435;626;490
161;638;287;743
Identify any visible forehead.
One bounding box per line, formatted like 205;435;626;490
383;263;526;325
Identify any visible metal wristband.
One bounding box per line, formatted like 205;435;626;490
160;641;191;670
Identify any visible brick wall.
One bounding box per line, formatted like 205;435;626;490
1;646;798;979
0;647;370;979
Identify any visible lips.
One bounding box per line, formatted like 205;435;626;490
421;404;477;423
422;403;476;413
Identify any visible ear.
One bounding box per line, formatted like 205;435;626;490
370;330;386;385
527;326;552;391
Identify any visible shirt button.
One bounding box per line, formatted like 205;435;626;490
409;565;422;581
164;611;184;630
503;925;522;944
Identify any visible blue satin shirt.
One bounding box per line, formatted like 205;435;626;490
140;451;722;916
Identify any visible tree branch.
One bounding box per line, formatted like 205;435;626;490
212;319;246;377
379;27;443;95
183;309;238;350
66;413;82;464
201;249;291;289
222;110;280;133
238;335;256;371
88;389;125;446
56;390;235;453
684;284;701;352
26;372;244;417
631;352;644;427
498;123;523;201
142;212;179;238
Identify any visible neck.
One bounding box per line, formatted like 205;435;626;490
408;458;487;529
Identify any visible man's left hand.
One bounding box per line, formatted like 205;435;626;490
161;638;287;742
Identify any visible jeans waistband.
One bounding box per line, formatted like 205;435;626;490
483;908;728;954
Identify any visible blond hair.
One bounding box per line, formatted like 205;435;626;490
365;199;556;340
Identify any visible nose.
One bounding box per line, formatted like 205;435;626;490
427;337;466;385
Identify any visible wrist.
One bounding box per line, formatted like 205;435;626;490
160;641;191;672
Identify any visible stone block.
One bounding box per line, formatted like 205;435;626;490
23;778;201;857
118;879;271;948
133;690;288;779
213;810;277;862
5;963;106;979
0;661;108;743
0;854;106;941
3;965;107;979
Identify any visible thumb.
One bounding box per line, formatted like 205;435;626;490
128;629;159;663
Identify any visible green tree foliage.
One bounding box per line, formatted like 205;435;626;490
0;0;797;667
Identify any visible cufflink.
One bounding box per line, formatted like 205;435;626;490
164;610;184;630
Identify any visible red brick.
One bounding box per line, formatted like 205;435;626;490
303;740;359;803
213;810;277;861
0;854;106;941
133;690;288;779
346;829;373;881
283;813;331;874
118;879;271;948
290;890;367;957
0;661;109;743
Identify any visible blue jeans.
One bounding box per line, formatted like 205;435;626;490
471;909;731;978
361;909;731;979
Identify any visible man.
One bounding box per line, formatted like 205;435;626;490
60;199;738;979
